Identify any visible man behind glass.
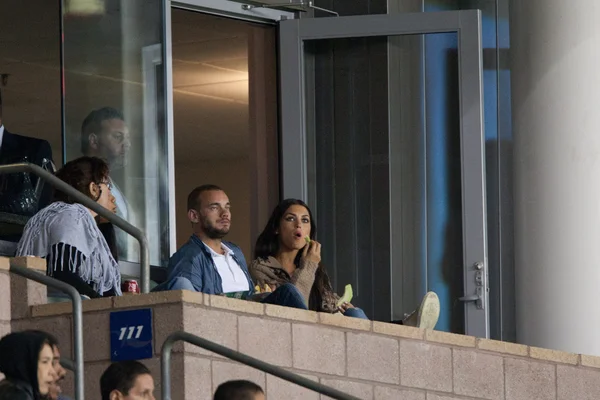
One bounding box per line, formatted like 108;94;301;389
80;107;133;259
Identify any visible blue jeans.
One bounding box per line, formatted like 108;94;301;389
261;283;308;309
344;307;368;320
163;278;308;311
162;278;368;320
262;284;369;320
162;276;196;291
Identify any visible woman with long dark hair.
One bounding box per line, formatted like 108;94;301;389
251;199;366;318
251;199;440;327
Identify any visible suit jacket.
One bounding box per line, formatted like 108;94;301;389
0;129;54;215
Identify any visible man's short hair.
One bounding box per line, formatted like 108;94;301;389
100;360;151;400
187;184;224;211
81;107;125;154
214;380;264;400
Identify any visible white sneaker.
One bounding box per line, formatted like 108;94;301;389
403;291;440;329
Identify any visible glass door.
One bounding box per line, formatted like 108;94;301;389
279;10;489;337
61;0;175;276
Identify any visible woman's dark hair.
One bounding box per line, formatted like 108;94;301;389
53;156;110;204
0;331;51;400
254;198;335;311
254;198;316;261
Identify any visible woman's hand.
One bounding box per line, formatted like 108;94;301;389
302;240;321;264
338;302;355;313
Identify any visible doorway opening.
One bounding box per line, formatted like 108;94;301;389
171;8;279;259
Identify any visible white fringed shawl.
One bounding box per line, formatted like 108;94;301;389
16;202;122;296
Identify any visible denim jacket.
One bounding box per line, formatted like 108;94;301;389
161;235;254;295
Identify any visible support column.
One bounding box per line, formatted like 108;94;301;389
511;0;600;355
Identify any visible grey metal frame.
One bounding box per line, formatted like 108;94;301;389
279;10;489;337
162;0;177;258
172;0;295;23
0;163;151;293
161;331;361;400
9;262;84;400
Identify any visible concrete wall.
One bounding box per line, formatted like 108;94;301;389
4;257;600;400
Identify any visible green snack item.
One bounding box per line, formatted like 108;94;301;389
305;236;311;244
336;284;353;307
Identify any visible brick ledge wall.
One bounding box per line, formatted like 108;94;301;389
3;258;600;399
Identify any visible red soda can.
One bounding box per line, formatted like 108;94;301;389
121;279;140;295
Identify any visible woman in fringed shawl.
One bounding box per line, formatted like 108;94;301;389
16;156;122;298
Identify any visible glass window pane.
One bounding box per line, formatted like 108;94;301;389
62;0;170;272
171;9;279;260
306;33;464;333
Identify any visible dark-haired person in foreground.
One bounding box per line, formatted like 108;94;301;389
214;380;264;400
26;331;69;400
100;360;154;400
16;156;122;298
154;185;308;309
0;331;57;400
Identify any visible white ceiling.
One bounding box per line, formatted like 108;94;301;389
0;1;256;165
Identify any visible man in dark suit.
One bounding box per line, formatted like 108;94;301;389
0;110;54;216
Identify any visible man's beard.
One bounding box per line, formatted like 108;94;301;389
201;217;229;239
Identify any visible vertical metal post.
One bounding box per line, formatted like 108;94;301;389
160;339;174;400
72;290;84;400
9;264;85;400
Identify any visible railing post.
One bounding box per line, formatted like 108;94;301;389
160;337;175;400
9;263;85;400
161;331;361;400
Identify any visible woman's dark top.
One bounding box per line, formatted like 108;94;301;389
0;379;35;400
46;221;118;298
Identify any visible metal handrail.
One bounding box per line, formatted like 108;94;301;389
0;162;151;292
61;357;74;371
9;262;84;400
161;331;361;400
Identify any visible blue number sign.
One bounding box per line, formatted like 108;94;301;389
110;308;153;362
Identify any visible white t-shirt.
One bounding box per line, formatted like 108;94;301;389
203;242;249;293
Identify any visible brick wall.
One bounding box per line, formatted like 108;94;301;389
4;257;600;399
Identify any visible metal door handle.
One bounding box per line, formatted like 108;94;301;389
459;261;487;310
459;294;480;302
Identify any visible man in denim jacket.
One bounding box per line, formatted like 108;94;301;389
154;185;306;309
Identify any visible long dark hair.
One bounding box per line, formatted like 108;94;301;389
254;199;315;261
0;331;51;400
254;199;335;311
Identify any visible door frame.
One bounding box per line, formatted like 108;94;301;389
279;10;489;338
172;0;295;23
